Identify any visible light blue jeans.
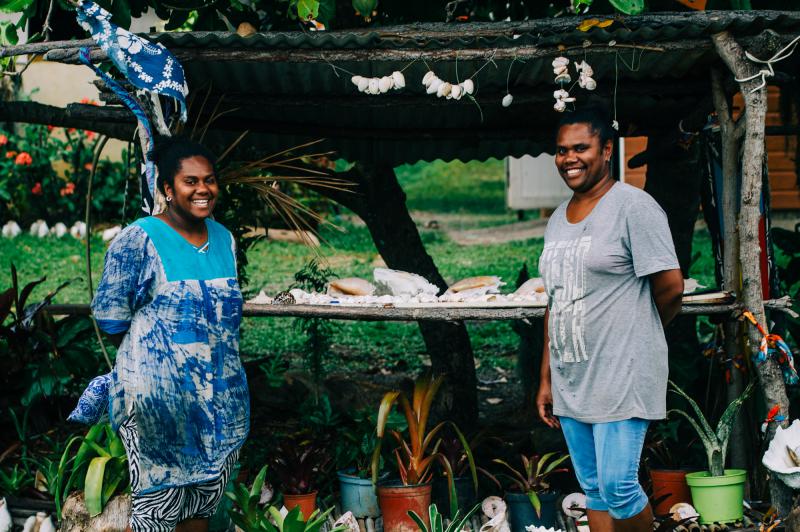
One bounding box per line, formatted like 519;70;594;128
559;417;650;520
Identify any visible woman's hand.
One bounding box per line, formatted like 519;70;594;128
536;380;560;429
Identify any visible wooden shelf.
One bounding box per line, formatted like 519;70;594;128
42;298;794;322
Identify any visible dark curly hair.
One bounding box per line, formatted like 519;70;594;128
555;105;615;146
151;136;217;195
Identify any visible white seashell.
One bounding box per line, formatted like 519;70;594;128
554;100;567;112
581;76;597;90
563;96;576;102
36;221;49;238
392;71;405;89
554;89;570;99
422;71;436;86
480;496;510;532
333;511;360;532
461;78;474;95
552;56;569;68
669;503;698;523
437;82;452;98
502;93;513;107
575;61;594;77
763;419;800;488
555;72;572;84
2;221;20;238
450;84;463;100
357;77;369;92
351;75;364;87
553;65;568;76
368;78;380;95
102;225;122;242
29;219;44;236
426;78;442;94
379;76;393;93
21;515;36;532
51;222;67;238
0;498;11;532
70;221;87;239
39;516;56;532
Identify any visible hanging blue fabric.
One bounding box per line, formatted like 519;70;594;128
78;48;158;214
76;0;188;122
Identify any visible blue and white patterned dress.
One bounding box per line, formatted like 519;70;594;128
91;216;249;494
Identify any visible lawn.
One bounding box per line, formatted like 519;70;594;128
0;160;719;374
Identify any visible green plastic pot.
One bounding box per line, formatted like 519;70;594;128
685;469;746;524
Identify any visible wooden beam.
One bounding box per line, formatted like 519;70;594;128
42;299;795;321
713;30;793;516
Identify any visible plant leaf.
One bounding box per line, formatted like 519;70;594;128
527;490;542;518
85;456;112;516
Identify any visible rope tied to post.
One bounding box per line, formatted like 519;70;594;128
735;34;800;93
742;310;798;385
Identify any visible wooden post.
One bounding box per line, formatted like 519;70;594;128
712;31;792;516
710;68;748;472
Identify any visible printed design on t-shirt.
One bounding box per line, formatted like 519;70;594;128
541;236;591;363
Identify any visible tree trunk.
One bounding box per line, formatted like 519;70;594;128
710;67;749;472
713;31;792;516
330;162;479;429
643;131;704;401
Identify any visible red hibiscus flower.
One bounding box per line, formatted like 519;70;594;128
31;182;43;196
14;152;32;165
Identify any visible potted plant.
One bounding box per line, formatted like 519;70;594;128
644;427;693;516
408;502;482;532
667;380;754;524
226;465;345;532
270;434;332;521
335;408;405;519
431;429;484;516
372;375;477;532
483;452;569;532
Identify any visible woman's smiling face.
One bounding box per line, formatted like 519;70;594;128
164;155;218;221
555;122;613;193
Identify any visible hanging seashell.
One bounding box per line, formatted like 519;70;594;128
575;61;594;77
368;78;380;95
552;56;569;68
422;71;436;87
554;100;567;112
450;84;463;100
392;71;405;89
427;78;442;94
437;82;452;98
553;65;569;76
357;77;369;92
554;89;570;100
461;78;475;95
581;76;597;90
502;93;513;107
351;75;364;87
379;76;393;93
555;72;571;84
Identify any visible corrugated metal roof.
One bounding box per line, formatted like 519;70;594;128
100;11;800;163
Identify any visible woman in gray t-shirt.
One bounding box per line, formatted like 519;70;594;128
536;107;683;532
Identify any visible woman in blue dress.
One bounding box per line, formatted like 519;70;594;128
89;137;249;531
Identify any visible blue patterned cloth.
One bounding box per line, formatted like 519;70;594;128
68;373;112;424
76;0;188;121
88;217;249;494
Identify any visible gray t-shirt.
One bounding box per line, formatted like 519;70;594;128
538;182;680;423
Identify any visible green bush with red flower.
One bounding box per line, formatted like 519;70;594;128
0;123;135;227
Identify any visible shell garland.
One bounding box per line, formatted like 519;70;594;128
552;56;596;112
422;70;474;100
351;71;406;95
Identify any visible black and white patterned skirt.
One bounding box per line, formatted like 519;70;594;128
118;413;240;532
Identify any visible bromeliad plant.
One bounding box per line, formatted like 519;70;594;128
372;375;478;517
667;380;754;477
408;502;482;532
484;453;570;517
227;465;345;532
55;423;129;519
270;433;333;495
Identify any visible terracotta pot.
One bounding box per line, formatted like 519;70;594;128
378;482;432;532
649;469;692;515
283;491;318;521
